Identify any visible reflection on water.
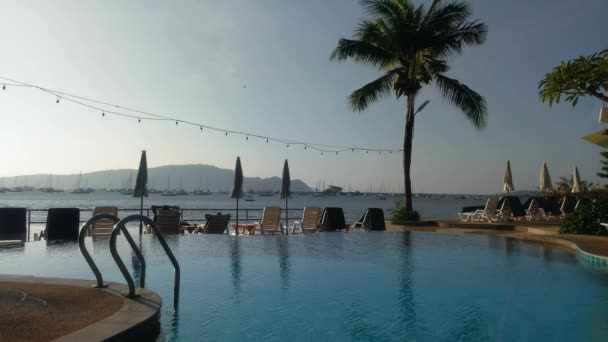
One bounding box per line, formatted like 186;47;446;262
276;237;290;291
230;237;241;301
398;232;416;338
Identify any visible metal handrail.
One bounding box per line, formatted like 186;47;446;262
78;213;121;288
114;215;181;310
109;216;147;298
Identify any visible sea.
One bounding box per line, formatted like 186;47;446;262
0;191;484;226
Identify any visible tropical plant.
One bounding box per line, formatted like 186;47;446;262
598;149;608;188
390;198;421;221
554;176;590;194
331;0;488;212
538;49;608;107
560;198;608;235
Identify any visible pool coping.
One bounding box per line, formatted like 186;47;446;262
0;275;161;341
387;220;608;269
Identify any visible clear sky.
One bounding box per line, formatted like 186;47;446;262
0;0;606;193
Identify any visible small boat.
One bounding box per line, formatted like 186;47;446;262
258;191;273;197
376;194;387;200
244;195;255;202
160;191;177;197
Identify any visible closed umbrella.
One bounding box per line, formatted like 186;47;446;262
133;150;149;235
229;157;244;235
503;160;514;194
280;160;291;235
539;162;554;193
572;165;581;193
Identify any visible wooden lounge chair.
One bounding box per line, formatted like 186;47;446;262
202;213;231;234
353;208;386;231
155;209;181;235
471;197;500;222
91;206;118;238
0;207;27;241
254;207;283;235
291;207;321;234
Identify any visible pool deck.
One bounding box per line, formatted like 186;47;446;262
387;220;608;260
0;275;161;342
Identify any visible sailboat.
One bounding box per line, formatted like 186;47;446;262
176;176;188;196
193;178;212;195
119;173;134;195
40;174;63;193
73;172;94;194
161;176;177;196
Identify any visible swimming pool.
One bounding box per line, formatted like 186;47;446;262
2;231;608;341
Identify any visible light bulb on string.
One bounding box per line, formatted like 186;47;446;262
175;121;178;125
336;152;338;155
352;149;354;152
321;152;324;155
366;151;369;154
56;97;60;104
266;139;268;143
287;144;290;148
304;146;307;150
102;112;105;117
2;85;5;90
246;136;248;140
200;126;203;131
138;118;141;123
225;132;228;136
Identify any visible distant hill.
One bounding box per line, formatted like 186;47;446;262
5;164;312;192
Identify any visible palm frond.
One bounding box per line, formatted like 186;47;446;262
348;69;400;111
435;75;487;128
330;38;396;69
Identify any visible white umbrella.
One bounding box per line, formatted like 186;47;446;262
572;165;581;193
539;162;554;193
280;160;291;235
503;160;514;193
229;157;244;235
133;150;148;235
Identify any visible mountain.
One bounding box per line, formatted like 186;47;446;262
6;164;312;192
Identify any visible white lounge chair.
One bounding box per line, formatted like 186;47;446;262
494;198;512;222
254;207;283;235
291;207;321;234
470;196;500;222
525;199;543;222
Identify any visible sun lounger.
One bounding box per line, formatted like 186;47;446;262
524;198;543;221
155;209;181;234
458;205;485;222
45;208;80;241
0;207;27;241
291;207;321;234
254;207;283;235
495;196;525;222
469;197;500;222
540;196;561;221
352;208;386;231
202;213;231;234
318;207;347;231
559;196;576;217
91;206;118;238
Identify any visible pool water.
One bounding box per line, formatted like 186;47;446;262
2;231;608;341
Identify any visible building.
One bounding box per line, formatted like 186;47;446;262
323;185;343;196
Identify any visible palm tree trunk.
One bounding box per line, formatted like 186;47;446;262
403;95;416;211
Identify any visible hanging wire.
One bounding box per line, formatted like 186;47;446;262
0;76;403;155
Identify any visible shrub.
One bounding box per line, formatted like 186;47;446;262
560;198;608;235
390;199;421;222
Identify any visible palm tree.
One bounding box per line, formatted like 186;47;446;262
331;0;488;211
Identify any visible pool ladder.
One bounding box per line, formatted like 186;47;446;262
78;214;181;310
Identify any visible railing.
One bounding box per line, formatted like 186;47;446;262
113;215;180;310
26;207;305;241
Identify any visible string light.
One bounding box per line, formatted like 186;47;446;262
0;75;404;156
